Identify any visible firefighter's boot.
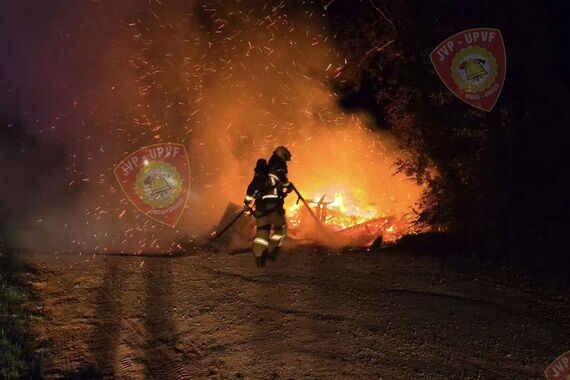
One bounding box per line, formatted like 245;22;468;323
253;219;271;268
267;213;287;261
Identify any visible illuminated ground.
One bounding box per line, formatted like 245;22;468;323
29;248;569;379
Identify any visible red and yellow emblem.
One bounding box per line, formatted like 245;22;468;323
114;143;191;227
430;28;506;112
545;351;570;380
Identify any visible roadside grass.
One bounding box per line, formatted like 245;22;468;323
0;250;42;379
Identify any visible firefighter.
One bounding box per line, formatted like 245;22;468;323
243;146;292;268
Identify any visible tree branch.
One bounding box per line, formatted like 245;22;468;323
368;0;396;30
358;39;395;66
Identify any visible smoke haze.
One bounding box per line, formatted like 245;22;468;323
0;0;421;253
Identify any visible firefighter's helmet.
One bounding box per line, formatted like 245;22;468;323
148;175;171;195
465;59;487;80
274;146;292;161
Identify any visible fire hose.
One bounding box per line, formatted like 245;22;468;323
291;184;327;228
209;208;248;242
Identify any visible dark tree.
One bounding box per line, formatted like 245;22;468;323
324;0;570;282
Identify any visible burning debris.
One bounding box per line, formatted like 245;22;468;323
213;184;414;252
286;191;408;246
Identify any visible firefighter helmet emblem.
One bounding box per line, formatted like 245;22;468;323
136;161;182;209
430;28;506;112
451;46;498;93
114;143;191;227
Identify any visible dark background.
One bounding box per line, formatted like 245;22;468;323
320;0;570;283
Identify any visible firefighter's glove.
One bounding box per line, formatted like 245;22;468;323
243;203;253;215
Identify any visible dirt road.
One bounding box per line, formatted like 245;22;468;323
28;248;569;379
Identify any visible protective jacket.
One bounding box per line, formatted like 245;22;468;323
245;153;291;216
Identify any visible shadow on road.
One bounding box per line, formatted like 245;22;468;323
59;256;185;378
142;258;179;378
61;258;126;378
